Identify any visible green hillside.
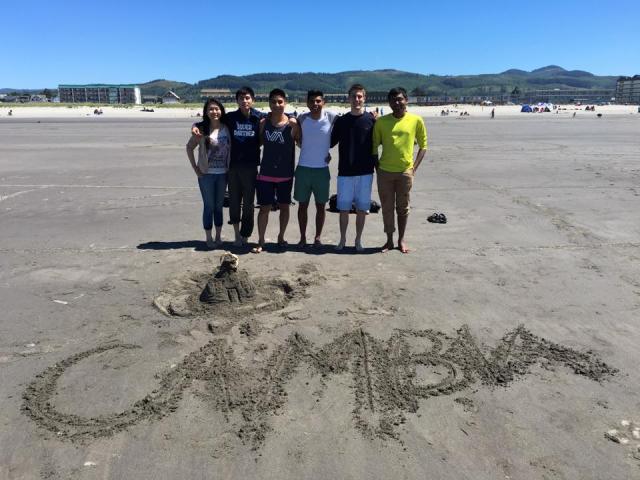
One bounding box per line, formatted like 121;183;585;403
139;66;618;102
138;79;193;97
3;67;619;103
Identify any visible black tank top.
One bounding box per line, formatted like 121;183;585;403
260;120;295;178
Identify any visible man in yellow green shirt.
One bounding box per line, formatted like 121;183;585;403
372;87;427;253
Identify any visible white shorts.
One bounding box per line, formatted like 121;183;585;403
336;174;373;211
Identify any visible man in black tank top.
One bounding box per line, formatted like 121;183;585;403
252;89;300;253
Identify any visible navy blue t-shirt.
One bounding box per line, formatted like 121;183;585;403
330;112;377;176
222;108;265;168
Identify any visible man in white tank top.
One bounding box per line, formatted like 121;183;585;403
293;90;337;247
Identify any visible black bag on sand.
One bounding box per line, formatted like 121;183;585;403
329;194;380;214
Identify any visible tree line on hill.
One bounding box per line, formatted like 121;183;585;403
1;66;620;103
140;66;618;102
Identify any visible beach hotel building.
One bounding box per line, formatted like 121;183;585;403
513;89;614;104
200;89;349;104
200;89;236;102
615;76;640;104
58;84;141;104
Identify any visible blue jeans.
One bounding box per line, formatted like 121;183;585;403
197;173;226;229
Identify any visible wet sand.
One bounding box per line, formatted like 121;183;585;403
1;114;639;479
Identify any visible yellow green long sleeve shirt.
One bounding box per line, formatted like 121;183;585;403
371;112;427;172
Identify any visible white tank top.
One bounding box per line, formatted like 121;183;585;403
298;111;336;168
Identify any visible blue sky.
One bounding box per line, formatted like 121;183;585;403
4;0;639;88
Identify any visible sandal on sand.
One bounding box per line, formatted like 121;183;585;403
381;243;393;253
427;212;447;224
251;245;264;254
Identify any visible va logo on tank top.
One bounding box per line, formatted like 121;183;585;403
265;129;285;144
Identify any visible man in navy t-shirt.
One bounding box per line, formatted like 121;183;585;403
330;84;377;252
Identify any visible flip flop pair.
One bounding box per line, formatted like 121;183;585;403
427;213;447;224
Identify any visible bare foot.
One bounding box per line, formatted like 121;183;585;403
233;237;242;247
335;240;345;251
241;236;249;245
297;238;307;248
355;240;364;252
213;239;223;248
313;238;322;247
381;242;394;252
206;239;216;249
398;240;410;254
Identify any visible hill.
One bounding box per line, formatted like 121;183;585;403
138;79;193;98
139;66;618;102
1;67;620;102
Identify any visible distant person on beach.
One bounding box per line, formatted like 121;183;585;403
252;89;300;253
330;84;377;252
372;87;427;254
192;87;264;246
491;108;495;119
186;98;230;248
8;109;12;116
294;90;337;247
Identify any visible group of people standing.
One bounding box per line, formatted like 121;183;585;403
186;84;427;254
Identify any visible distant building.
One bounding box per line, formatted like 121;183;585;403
30;95;48;103
58;84;141;104
512;88;614;104
615;76;640;104
322;93;348;103
142;95;159;104
364;91;389;103
200;88;235;102
161;91;180;104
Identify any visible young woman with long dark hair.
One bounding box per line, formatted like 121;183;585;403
186;98;230;248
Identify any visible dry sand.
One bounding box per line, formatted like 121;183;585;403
1;103;637;119
1;112;639;479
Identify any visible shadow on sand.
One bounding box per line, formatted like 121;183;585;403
136;240;379;255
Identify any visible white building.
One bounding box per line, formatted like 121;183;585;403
161;91;180;104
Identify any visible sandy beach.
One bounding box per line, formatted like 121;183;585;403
1;112;640;479
1;103;637;119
